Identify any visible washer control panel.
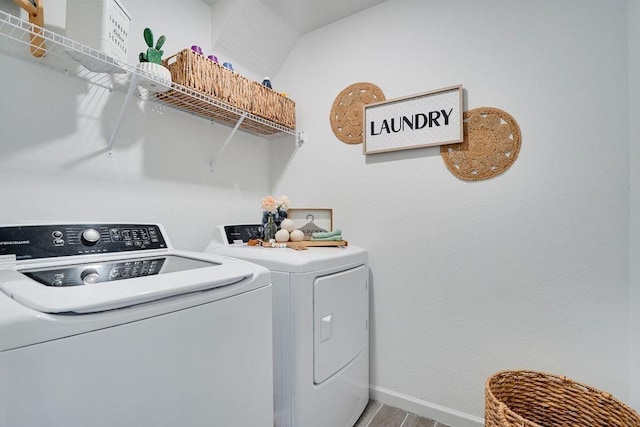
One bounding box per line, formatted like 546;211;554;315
0;223;167;260
23;257;166;287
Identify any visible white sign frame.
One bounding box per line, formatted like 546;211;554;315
363;84;463;154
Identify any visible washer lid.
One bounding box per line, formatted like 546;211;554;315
0;253;255;314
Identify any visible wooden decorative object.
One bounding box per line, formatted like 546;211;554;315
440;107;521;181
261;240;348;249
330;82;385;144
485;370;640;427
13;0;45;57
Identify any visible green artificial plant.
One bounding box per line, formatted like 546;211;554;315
139;28;166;64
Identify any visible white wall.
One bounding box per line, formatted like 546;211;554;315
1;0;636;424
629;0;640;411
274;0;631;421
0;0;277;251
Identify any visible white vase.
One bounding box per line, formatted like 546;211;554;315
136;62;172;93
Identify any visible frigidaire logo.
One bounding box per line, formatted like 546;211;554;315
0;240;30;245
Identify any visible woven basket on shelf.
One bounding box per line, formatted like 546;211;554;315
485;370;640;427
160;49;295;130
252;83;296;129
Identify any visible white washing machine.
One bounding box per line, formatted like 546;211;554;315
206;224;369;427
0;222;273;427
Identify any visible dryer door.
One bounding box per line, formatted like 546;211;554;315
313;264;368;384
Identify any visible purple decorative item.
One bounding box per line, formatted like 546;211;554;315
207;54;218;63
191;45;203;55
223;62;234;71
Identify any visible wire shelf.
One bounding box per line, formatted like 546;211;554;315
0;9;297;139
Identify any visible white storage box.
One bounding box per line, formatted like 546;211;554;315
65;0;131;72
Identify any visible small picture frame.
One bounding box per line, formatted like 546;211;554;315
287;208;333;238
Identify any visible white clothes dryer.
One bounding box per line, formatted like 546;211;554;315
206;224;369;427
0;222;273;427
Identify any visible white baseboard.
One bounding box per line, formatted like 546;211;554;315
369;385;484;427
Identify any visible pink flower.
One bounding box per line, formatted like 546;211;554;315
262;195;290;213
261;196;278;213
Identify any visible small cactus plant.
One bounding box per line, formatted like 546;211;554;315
139;28;166;64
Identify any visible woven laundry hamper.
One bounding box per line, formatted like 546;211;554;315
485;370;640;427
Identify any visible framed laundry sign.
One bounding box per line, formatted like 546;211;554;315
363;84;463;154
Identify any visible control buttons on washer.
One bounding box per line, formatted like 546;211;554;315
80;268;100;285
108;259;160;281
52;273;65;287
110;228;121;241
51;230;65;247
81;228;101;246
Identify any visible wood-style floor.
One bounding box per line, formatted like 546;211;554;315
354;401;452;427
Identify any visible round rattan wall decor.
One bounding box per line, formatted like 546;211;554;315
440;107;521;181
330;82;386;144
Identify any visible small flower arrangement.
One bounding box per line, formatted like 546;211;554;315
261;195;290;231
261;195;290;214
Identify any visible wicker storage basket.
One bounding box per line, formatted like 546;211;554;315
485;370;640;427
251;83;296;129
162;49;295;130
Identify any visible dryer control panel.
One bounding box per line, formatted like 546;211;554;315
221;224;263;245
0;223;167;260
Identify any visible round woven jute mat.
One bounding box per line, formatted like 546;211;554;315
440;107;521;181
330;82;386;144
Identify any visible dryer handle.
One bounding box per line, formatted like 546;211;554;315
320;314;333;342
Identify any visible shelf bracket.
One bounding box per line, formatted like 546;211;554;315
295;130;305;148
107;73;140;155
209;112;246;171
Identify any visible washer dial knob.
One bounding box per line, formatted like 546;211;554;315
81;268;100;285
81;228;101;246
